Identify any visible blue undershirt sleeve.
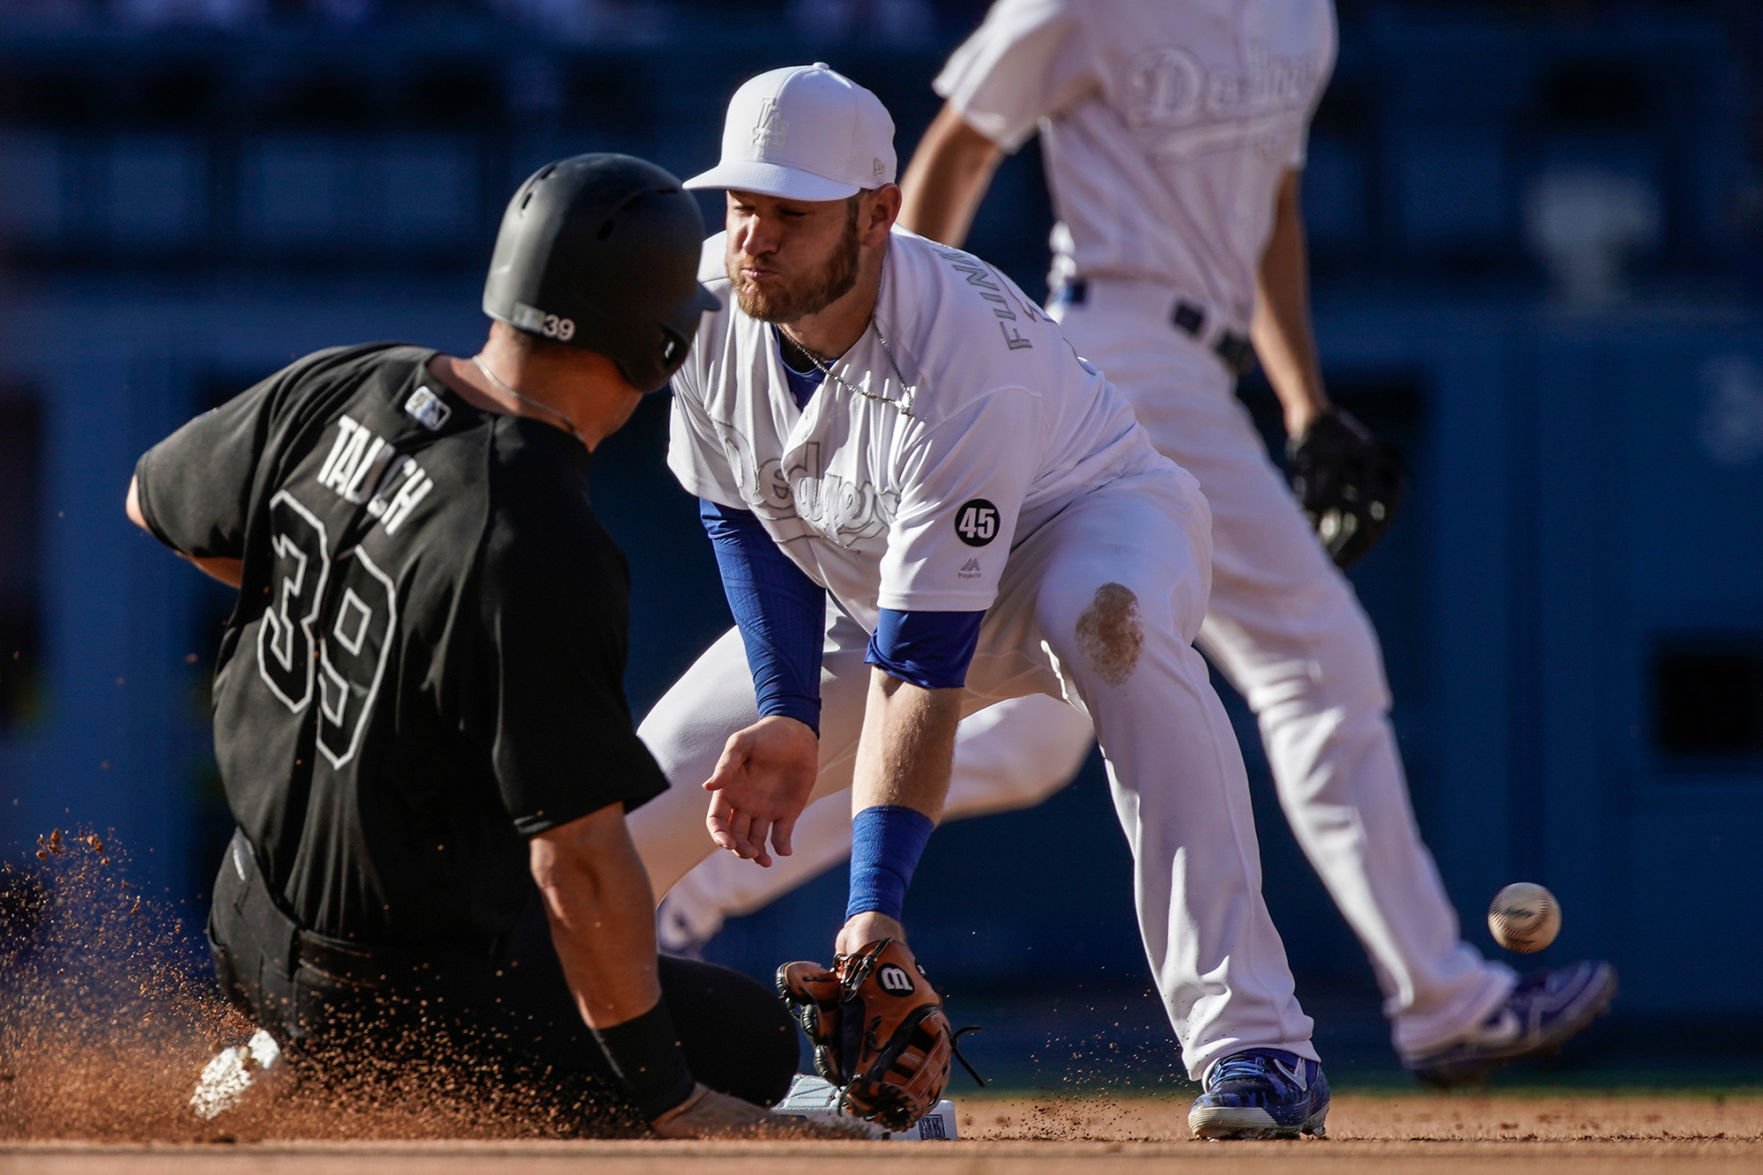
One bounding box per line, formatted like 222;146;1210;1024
865;608;986;690
698;499;826;733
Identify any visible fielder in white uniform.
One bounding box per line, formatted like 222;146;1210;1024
656;4;1616;1086
630;62;1330;1139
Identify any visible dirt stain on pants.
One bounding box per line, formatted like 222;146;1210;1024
1075;583;1143;687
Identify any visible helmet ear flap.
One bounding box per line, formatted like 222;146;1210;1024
600;323;687;394
482;153;714;391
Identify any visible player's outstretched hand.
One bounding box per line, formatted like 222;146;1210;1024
703;715;818;867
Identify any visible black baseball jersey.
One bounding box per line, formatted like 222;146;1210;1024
134;343;667;943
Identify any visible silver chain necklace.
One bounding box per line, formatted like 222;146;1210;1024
790;319;916;418
471;355;583;443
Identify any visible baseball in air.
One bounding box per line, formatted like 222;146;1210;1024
1488;882;1561;952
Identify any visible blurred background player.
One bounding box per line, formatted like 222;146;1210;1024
125;153;803;1138
657;2;1615;1087
631;62;1330;1140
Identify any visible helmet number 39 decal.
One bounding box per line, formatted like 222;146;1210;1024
954;499;1000;547
540;313;575;342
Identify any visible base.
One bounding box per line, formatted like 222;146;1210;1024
773;1073;959;1141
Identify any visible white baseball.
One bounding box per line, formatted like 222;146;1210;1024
1488;882;1561;953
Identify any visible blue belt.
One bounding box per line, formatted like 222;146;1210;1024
1056;279;1255;378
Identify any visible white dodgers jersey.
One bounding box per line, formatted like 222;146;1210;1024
934;0;1337;326
667;228;1165;632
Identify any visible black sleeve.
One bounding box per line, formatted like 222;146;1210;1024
133;347;350;559
472;458;670;836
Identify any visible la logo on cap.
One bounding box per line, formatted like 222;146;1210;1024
753;98;788;150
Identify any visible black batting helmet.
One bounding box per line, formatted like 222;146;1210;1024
483;153;718;392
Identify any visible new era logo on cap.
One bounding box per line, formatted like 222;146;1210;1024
686;63;897;202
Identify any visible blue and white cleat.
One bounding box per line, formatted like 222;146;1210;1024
1403;960;1617;1088
1188;1049;1329;1140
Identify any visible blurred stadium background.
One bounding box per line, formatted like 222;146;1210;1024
2;0;1760;1084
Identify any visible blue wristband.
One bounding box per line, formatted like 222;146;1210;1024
846;804;935;923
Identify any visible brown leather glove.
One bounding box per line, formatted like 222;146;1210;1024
777;938;954;1132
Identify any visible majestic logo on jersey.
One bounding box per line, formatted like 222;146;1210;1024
317;414;434;536
954;500;1000;548
752;98;789;150
958;557;982;581
716;422;900;548
1125;41;1327;157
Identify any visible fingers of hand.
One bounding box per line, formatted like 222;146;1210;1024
706;808;769;866
706;796;737;851
770;810;797;859
722;809;758;860
747;817;775;868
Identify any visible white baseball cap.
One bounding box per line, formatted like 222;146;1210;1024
685;63;897;201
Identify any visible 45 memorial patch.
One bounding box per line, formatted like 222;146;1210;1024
954;499;999;547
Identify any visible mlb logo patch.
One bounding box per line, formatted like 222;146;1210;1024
404;386;451;431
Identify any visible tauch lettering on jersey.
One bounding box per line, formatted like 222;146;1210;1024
316;413;434;536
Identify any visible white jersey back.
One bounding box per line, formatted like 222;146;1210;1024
668;227;1165;632
934;0;1336;327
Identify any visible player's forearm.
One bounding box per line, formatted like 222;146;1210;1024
851;670;961;820
837;672;955;953
530;806;663;1028
531;807;701;1122
1251;168;1330;439
897;103;1004;249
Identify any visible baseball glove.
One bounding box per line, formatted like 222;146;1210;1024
1286;405;1406;568
777;938;955;1131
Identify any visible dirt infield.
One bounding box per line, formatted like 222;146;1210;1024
7;842;1762;1172
6;1093;1762;1175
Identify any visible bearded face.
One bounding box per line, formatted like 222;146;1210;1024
725;194;863;324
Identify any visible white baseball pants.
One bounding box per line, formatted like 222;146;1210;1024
631;462;1318;1079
